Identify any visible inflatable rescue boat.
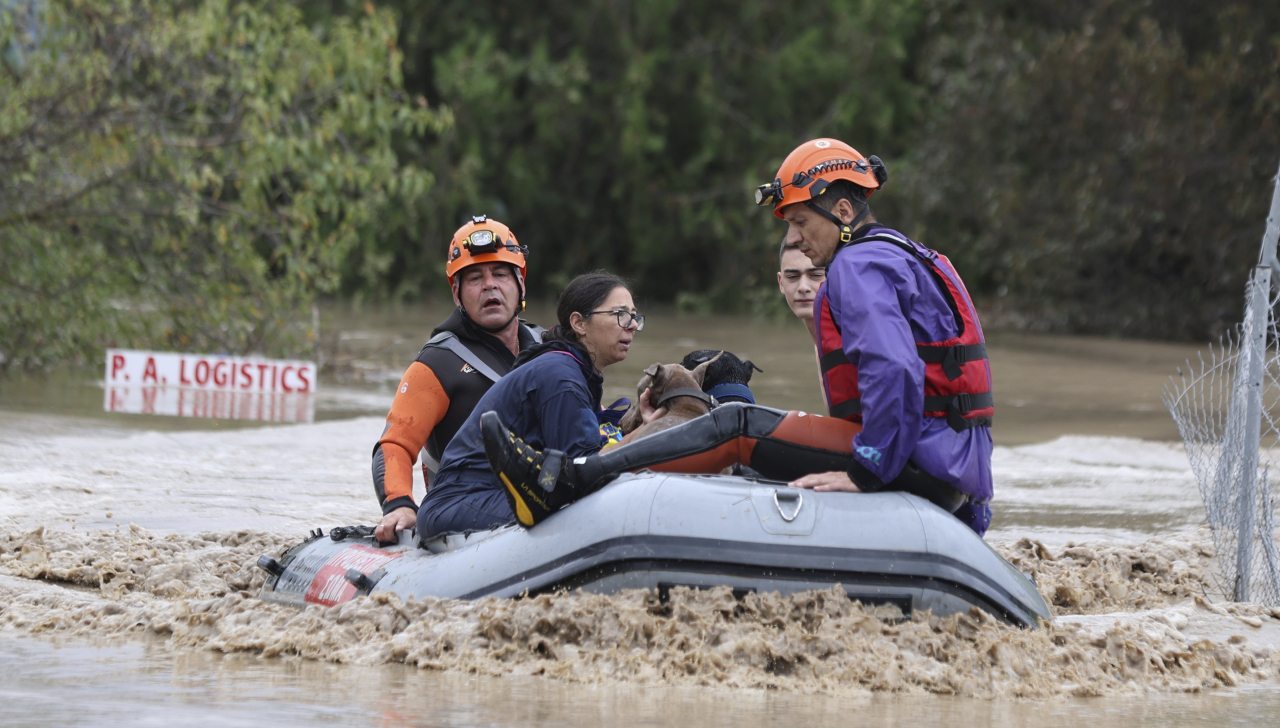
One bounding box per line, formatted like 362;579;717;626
257;472;1051;627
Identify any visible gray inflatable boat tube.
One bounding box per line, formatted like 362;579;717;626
257;472;1052;628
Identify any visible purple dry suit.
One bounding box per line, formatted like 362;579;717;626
815;224;994;535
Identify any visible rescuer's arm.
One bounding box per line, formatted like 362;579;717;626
541;392;606;460
373;362;449;541
538;368;608;460
830;249;925;485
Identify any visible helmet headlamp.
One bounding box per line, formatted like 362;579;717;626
465;229;499;254
453;226;529;263
754;179;784;207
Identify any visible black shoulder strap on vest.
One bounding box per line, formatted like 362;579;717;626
423;332;505;384
520;321;548;342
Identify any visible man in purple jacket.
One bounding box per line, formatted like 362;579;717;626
755;138;995;534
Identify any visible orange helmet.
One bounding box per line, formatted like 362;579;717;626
446;215;528;287
755;138;887;220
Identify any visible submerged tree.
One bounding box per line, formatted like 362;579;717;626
0;0;448;369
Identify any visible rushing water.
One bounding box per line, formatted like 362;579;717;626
1;303;1278;726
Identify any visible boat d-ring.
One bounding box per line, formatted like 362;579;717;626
773;489;803;522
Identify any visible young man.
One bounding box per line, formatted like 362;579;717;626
757;138;994;534
371;216;543;542
778;241;827;399
777;240;825;339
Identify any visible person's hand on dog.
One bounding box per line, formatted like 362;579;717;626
638;387;669;425
789;471;862;492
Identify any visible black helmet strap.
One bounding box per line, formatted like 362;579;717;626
805;198;871;244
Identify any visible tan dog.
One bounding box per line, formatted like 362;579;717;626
617;353;721;443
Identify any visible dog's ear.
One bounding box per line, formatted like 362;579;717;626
688;351;723;387
644;362;667;389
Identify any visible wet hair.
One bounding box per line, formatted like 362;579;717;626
680;350;762;388
809;179;875;221
546;271;630;345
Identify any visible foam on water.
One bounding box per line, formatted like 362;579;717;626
2;413;1278;699
2;524;1279;698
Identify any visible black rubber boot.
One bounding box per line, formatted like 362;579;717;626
481;412;579;527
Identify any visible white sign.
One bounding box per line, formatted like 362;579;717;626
106;349;316;393
104;349;317;423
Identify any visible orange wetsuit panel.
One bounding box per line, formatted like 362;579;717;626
378;362;449;507
644;437;759;474
767;411;862;453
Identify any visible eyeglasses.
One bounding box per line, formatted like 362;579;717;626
586;310;645;331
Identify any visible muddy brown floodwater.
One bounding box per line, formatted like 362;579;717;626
1;303;1278;727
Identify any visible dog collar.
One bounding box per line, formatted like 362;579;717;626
655;387;714;408
705;383;755;404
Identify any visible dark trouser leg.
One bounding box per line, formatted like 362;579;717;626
417;489;514;539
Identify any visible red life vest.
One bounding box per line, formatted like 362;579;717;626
817;231;994;432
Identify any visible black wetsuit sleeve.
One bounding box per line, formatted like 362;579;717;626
847;456;888;492
850;456;965;513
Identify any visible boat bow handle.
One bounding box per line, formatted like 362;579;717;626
773;489;803;522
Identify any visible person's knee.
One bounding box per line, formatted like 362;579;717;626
418;493;512;540
705;401;789;438
416;500;443;539
708;401;747;421
701;402;751;439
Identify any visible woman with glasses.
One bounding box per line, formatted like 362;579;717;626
417;271;664;539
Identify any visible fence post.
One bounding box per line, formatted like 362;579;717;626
1237;266;1270;601
1259;162;1280;279
1238;162;1280;601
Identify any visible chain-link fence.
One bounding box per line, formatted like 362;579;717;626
1165;271;1280;605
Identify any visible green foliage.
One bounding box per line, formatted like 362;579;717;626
328;0;1280;340
334;0;925;308
5;0;1277;367
897;0;1280;338
0;0;446;368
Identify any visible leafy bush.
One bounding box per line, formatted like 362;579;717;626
899;0;1280;338
0;0;446;368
